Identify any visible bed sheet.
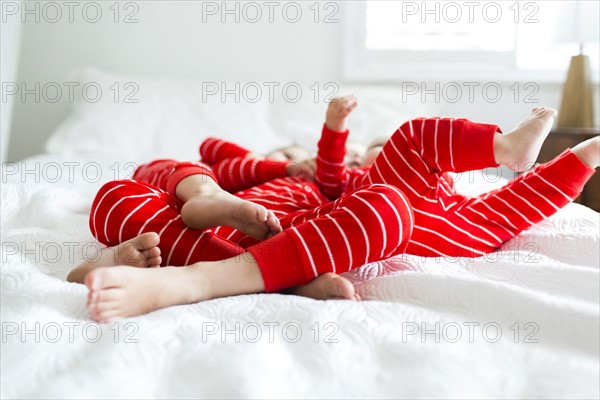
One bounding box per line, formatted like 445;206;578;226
1;155;599;399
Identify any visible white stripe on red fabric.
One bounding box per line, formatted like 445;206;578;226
167;227;189;265
91;183;126;238
342;206;370;265
308;220;336;273
290;227;318;278
119;198;152;243
137;205;170;236
184;232;206;266
354;194;387;258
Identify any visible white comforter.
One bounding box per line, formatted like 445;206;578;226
2;154;599;399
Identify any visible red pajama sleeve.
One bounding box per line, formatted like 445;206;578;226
314;124;353;199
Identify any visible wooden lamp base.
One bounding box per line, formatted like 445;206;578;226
557;54;595;128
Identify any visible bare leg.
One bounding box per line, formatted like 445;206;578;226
572;136;600;169
85;252;264;322
177;175;281;240
85;256;363;322
493;106;557;171
66;233;162;284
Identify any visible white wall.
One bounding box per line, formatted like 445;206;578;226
1;11;23;163
7;1;343;161
5;1;596;162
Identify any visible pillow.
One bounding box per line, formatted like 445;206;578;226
45;68;291;162
45;68;435;162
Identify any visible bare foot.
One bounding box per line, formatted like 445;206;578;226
86;251;267;322
181;191;282;240
572;136;600;169
326;95;358;132
85;265;207;322
265;211;282;239
494;107;557;171
67;233;162;283
85;265;358;322
286;273;360;300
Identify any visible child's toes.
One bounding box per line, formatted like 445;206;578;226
144;247;161;259
265;211;280;230
271;220;282;235
254;205;269;223
148;256;162;268
95;308;123;323
265;218;282;239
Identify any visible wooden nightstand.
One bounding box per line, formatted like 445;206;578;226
536;128;599;212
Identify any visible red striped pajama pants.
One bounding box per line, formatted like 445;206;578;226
89;161;413;291
344;118;596;257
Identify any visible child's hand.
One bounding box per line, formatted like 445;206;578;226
326;95;357;133
286;158;316;181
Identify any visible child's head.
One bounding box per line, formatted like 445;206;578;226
267;137;387;168
345;143;367;169
267;145;311;162
346;137;386;168
362;137;386;167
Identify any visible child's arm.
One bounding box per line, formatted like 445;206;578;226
314;96;360;199
314;124;352;199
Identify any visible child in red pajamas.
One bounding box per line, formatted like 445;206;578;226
199;96;597;258
68;97;599;323
313;96;599;258
68;112;416;322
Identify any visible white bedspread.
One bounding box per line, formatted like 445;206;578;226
1;155;599;399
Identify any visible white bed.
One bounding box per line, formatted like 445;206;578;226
2;69;599;399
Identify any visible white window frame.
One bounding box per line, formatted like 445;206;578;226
341;1;594;83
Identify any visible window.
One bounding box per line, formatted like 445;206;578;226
343;1;599;82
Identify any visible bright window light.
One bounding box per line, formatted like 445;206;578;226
366;1;516;52
352;0;599;80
